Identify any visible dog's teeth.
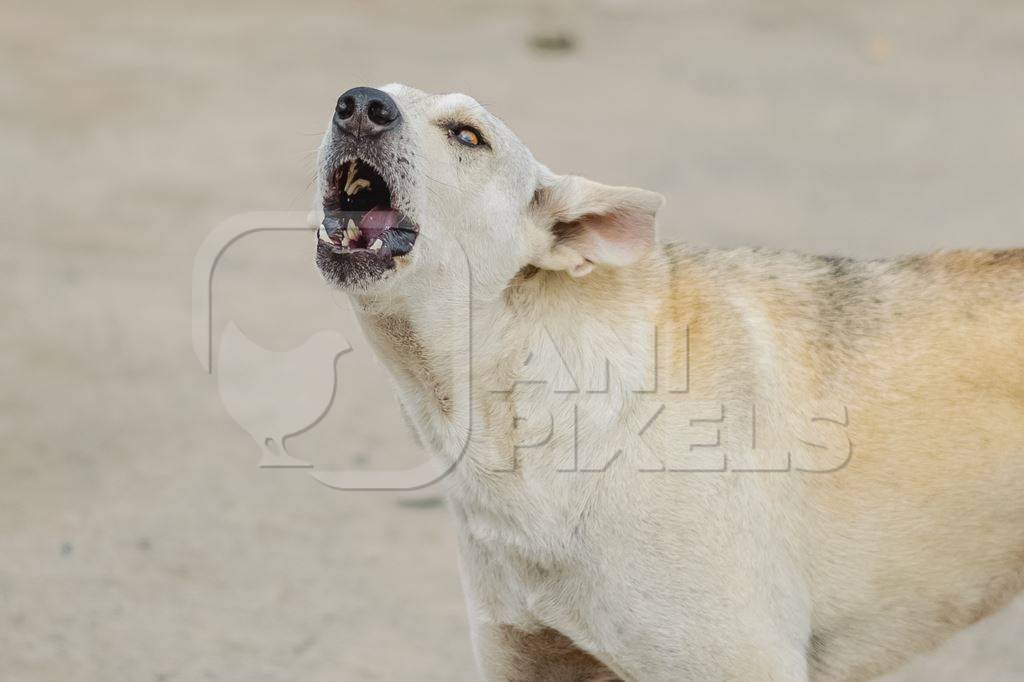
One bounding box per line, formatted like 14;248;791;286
343;161;371;196
341;235;350;247
370;238;383;251
317;223;331;243
346;219;361;241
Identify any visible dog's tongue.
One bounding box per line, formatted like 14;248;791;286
358;205;398;241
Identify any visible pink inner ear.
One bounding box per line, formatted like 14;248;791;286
572;209;656;267
537;174;662;272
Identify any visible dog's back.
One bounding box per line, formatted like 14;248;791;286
807;250;1024;679
661;246;1024;679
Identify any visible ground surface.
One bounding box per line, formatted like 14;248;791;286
2;0;1023;679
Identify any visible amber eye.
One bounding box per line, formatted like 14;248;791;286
450;126;483;147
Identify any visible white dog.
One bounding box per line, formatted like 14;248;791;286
313;84;1024;681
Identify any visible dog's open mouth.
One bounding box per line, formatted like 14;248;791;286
318;159;418;257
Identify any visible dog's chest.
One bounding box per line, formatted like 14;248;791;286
452;407;638;629
444;313;664;626
451;483;602;629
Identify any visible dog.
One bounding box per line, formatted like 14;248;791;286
312;84;1024;681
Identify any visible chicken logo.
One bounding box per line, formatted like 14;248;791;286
217;321;349;468
192;212;351;469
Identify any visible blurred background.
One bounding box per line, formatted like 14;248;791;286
3;0;1023;679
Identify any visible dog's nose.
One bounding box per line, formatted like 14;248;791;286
334;87;401;138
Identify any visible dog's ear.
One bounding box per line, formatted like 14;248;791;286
531;174;664;277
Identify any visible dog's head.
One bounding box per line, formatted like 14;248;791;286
315;84;664;295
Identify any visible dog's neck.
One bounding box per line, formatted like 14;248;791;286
350;254;674;488
351;281;472;458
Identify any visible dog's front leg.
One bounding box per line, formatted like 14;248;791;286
471;621;622;682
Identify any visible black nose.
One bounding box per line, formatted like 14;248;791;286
334;87;401;138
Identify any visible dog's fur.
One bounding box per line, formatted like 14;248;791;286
315;84;1024;681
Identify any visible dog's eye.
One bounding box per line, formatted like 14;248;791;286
449;125;484;147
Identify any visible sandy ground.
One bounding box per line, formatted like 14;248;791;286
2;0;1023;679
